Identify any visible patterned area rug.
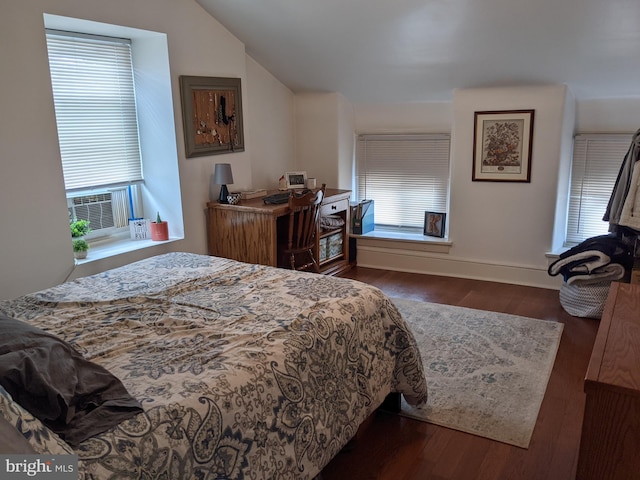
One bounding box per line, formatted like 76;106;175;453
393;298;563;448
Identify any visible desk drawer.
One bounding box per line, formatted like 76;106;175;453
321;198;348;217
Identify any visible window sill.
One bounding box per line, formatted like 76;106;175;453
74;231;181;265
545;247;570;261
350;228;452;254
351;228;449;243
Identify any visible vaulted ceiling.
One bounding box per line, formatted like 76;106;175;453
197;0;640;104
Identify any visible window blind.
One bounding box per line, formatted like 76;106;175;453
355;134;450;229
46;30;143;192
566;134;632;244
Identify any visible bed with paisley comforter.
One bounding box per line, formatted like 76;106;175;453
0;252;427;479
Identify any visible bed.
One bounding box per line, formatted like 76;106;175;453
0;252;428;479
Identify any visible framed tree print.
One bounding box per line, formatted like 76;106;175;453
472;110;534;182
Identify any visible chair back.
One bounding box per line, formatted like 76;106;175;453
284;184;326;271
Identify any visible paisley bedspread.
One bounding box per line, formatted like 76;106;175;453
0;252;428;479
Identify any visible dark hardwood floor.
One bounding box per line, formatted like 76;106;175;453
321;267;599;480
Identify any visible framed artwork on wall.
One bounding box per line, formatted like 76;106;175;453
424;211;446;238
472;109;534;182
179;76;245;158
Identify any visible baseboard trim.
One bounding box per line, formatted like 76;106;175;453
356;245;563;290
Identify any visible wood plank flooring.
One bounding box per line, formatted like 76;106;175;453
321;267;600;480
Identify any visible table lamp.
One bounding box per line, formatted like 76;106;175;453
213;163;234;203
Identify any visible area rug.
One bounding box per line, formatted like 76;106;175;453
392;298;563;448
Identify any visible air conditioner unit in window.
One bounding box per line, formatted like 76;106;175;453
67;189;129;231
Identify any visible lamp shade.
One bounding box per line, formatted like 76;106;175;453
213;163;234;185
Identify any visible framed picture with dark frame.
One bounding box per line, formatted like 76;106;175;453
472;109;534;182
285;171;307;189
424;211;446;238
179;76;245;158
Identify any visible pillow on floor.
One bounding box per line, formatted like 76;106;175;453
0;313;143;447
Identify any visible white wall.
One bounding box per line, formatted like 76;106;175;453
551;89;577;251
354;85;577;288
0;0;294;299
2;1;638;298
448;85;570;285
575;98;640;133
336;94;355;191
354;102;453;134
245;55;296;190
294;92;355;191
352;87;640;288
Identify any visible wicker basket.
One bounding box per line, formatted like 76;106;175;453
559;280;612;319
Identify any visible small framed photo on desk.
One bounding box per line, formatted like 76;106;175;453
285;171;307;189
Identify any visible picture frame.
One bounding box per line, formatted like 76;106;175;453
179;76;245;158
424;211;446;238
285;171;308;189
472;109;534;182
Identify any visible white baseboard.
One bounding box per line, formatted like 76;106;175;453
356;245;563;290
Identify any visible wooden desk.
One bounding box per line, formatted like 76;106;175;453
207;188;351;275
577;282;640;480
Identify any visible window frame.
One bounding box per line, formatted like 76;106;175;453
565;133;632;245
355;133;451;235
43;13;184;258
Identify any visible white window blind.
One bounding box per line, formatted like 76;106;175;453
46;30;143;192
356;134;450;230
566;133;632;244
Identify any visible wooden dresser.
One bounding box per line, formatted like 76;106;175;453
577;281;640;480
207;188;351;275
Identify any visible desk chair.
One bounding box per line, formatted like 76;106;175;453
282;184;326;272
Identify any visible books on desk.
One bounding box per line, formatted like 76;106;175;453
239;189;267;200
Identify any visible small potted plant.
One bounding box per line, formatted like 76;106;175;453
72;238;90;259
150;211;169;241
70;218;91;259
70;219;91;238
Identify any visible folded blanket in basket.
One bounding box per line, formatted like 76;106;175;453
548;250;610;277
548;234;633;282
565;262;626;285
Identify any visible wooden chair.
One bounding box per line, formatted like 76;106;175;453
281;184;326;272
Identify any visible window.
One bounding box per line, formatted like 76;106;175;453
43;14;184;258
66;187;133;233
566;134;632;245
46;30;143;192
355;134;450;233
46;30;144;234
